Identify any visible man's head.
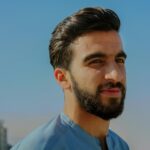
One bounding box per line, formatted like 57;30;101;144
49;7;120;69
49;7;127;120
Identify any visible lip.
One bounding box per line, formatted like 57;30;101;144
100;88;121;97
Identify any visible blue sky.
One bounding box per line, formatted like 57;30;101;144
0;0;150;149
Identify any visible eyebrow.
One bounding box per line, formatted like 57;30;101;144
83;50;127;63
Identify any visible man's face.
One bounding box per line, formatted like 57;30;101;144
69;31;126;120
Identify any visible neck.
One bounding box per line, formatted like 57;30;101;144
64;95;110;140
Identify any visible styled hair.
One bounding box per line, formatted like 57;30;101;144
49;7;120;69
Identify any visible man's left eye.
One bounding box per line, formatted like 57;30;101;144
116;58;125;64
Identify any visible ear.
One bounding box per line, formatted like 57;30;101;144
54;68;71;89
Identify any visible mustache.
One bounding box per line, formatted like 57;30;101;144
97;82;126;92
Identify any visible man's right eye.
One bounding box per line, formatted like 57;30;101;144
89;59;104;64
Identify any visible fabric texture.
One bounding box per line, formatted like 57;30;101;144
11;113;129;150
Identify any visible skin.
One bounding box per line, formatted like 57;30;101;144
54;31;126;150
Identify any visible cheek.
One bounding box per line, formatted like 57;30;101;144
121;66;126;83
76;70;96;87
83;69;104;89
71;65;104;92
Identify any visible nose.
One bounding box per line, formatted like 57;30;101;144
104;63;123;83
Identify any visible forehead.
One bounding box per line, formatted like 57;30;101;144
72;31;123;60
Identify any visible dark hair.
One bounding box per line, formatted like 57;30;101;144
49;7;120;69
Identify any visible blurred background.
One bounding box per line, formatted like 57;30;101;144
0;0;150;149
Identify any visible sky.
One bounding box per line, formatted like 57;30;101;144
0;0;150;149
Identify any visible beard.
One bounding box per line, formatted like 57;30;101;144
70;73;126;120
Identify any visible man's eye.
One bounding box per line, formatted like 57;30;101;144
116;58;125;64
89;59;104;64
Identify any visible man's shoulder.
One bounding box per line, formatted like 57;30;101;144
11;114;69;150
108;129;129;149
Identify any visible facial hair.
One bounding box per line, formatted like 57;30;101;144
70;73;126;120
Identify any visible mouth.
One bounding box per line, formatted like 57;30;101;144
100;88;121;97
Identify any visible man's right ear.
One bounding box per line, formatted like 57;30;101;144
54;68;71;89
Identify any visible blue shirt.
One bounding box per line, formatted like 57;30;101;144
11;113;129;150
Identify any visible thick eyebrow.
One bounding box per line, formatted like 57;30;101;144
116;51;127;59
83;52;106;63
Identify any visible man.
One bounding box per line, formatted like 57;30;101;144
11;7;129;150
